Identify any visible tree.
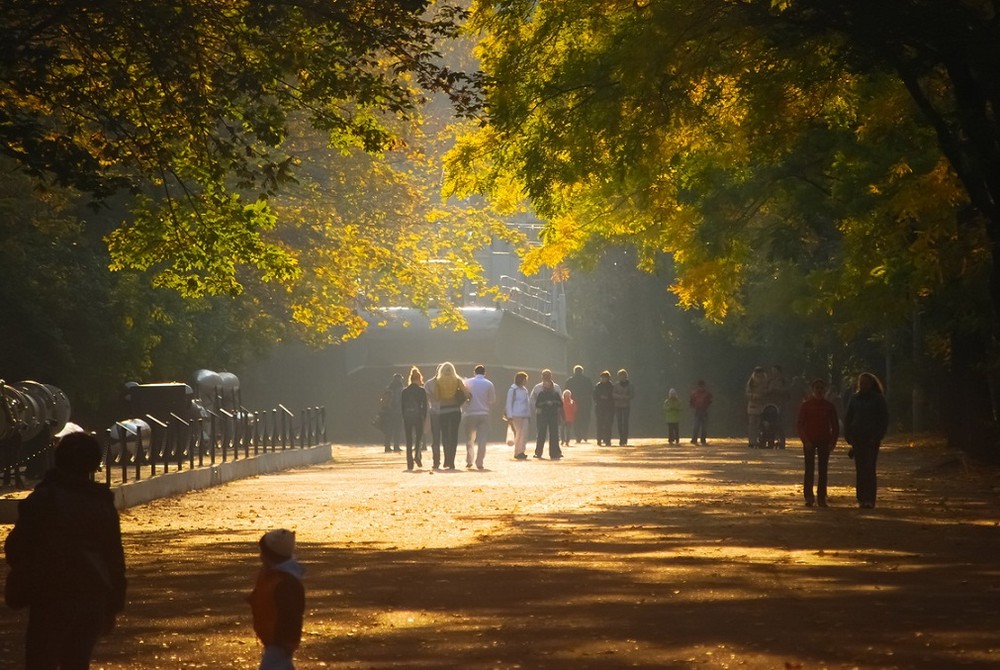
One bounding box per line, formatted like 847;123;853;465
446;1;997;455
0;0;476;297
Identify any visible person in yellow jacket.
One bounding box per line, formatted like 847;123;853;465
248;529;305;670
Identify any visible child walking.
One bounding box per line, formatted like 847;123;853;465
248;529;306;670
561;389;576;446
663;388;682;444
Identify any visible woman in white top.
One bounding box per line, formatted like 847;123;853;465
505;371;532;460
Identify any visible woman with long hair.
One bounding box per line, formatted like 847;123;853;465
400;367;428;471
844;372;889;509
432;362;466;470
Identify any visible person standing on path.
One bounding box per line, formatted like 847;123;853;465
564;365;593;442
689;380;713;445
400;367;428;471
505;371;532;461
844;372;889;509
593;371;615;446
560;389;576;446
612;369;635;446
530;369;563;435
663;388;682;444
423;365;443;469
248;529;305;670
381;373;404;453
796;379;840;507
532;373;563;459
3;432;127;670
432;362;466;470
745;366;769;448
463;365;496;470
767;365;791;448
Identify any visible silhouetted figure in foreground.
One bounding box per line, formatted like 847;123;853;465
4;432;127;670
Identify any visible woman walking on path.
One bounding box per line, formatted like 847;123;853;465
400;367;428;471
505;372;532;460
796;379;839;507
844;372;889;509
432;362;466;470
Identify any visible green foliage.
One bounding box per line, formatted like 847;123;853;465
0;0;472;297
449;0;993;370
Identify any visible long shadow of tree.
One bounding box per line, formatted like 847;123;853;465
1;440;997;669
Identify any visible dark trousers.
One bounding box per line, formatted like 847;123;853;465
403;417;423;469
439;411;461;469
535;413;562;458
615;406;631;445
596;407;614;445
692;410;708;443
667;423;679;443
429;412;442;467
853;441;881;506
572;408;590;442
803;440;832;503
26;599;106;670
383;417;402;451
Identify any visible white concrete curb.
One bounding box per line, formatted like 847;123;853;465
0;443;332;523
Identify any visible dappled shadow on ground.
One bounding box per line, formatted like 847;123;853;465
1;438;998;669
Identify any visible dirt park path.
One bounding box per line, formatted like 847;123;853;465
2;436;999;669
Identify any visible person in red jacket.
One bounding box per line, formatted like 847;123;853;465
248;529;305;670
796;379;840;507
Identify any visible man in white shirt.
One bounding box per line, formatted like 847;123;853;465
464;365;496;469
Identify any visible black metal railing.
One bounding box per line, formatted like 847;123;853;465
103;405;326;485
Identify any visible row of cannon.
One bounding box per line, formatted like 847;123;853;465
1;369;243;485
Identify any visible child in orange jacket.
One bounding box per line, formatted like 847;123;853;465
248;529;305;669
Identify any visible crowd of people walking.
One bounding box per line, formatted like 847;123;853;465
374;364;648;471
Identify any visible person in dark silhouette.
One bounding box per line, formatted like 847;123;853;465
844;372;889;509
593;371;615;446
4;431;127;670
564;366;593;443
400;367;428;471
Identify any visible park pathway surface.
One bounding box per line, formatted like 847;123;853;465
1;437;998;669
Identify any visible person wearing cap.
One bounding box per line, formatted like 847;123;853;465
248;528;305;669
3;431;127;669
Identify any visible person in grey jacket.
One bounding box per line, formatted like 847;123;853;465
612;369;635;446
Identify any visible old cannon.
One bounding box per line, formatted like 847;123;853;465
0;379;73;486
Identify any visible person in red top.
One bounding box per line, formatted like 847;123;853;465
689;380;713;445
560;389;577;446
796;379;840;507
248;529;305;670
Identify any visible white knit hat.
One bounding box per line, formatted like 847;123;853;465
262;529;296;558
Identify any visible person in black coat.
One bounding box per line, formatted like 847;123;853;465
564;366;593;443
4;432;127;669
843;372;889;509
400;367;428;471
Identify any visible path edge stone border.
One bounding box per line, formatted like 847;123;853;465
0;443;332;523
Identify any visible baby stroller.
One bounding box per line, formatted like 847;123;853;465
757;404;782;449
